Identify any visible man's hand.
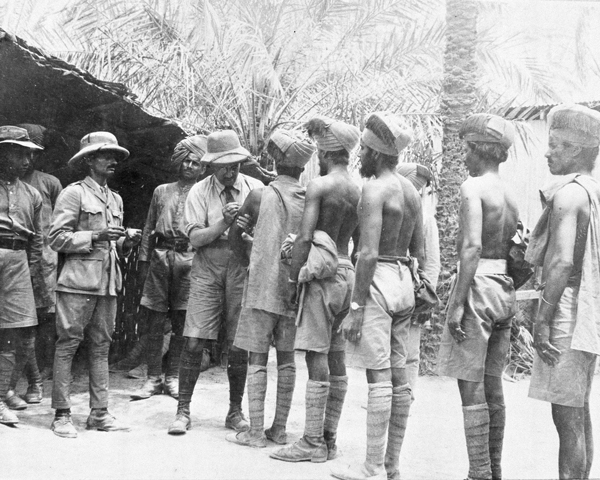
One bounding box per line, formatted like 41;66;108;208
446;304;467;343
287;281;299;309
222;202;240;225
94;226;125;242
125;228;142;246
533;322;561;366
340;309;364;343
236;214;253;236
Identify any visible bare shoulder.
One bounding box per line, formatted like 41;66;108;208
361;179;386;203
459;176;483;197
554;182;589;213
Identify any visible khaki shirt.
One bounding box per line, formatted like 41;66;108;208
139;181;193;262
184;173;263;242
49;176;128;296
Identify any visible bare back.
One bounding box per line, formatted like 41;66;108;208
457;173;519;259
359;172;422;259
313;170;360;255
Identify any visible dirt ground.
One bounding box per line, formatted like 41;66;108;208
2;351;598;480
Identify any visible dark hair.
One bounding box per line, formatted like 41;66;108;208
379;151;399;170
466;141;508;164
322;149;349;165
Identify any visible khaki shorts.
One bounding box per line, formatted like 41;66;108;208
529;287;597;408
140;249;193;312
184;242;245;342
294;257;355;354
234;308;296;353
346;261;414;370
437;260;516;382
0;249;37;328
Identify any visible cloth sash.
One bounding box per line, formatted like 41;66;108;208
526;174;600;355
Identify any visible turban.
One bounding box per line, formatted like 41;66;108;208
171;135;208;167
459;114;514;149
16;124;47;148
268;129;316;168
305;116;360;153
396;163;432;191
362;112;412;156
548;104;600;148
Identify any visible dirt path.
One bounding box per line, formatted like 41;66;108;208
2;352;597;480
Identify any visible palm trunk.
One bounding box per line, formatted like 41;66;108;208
423;0;479;374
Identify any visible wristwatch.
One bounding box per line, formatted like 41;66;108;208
350;302;365;311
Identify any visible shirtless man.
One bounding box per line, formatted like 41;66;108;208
437;114;519;480
270;116;360;463
331;112;422;480
527;104;600;480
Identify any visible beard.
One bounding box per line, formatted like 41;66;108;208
359;157;377;178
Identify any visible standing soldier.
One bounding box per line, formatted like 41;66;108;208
332;113;423;480
4;124;61;413
270;116;360;463
527;104;600;480
227;129;315;448
130;136;206;400
437;114;518;480
0;126;43;426
49;132;141;438
168;130;263;435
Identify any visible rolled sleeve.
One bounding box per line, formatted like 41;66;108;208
184;183;208;237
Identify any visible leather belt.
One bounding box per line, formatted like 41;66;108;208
154;236;190;253
0;237;28;250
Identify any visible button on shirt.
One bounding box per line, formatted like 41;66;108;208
184;173;264;241
139;181;194;262
0;177;43;277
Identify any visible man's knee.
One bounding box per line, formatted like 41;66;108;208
306;351;329;381
328;350;346;376
171;311;186;336
183;336;205;355
367;368;392;384
250;351;269;367
484;374;504;405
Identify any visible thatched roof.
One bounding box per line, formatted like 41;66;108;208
0;28;191;226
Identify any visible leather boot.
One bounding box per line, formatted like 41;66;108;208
130;375;163;400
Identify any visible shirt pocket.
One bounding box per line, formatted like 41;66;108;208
57;256;103;291
110;209;123;227
81;203;106;231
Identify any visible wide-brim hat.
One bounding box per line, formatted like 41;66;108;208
0;125;43;151
68;131;130;167
201;130;251;166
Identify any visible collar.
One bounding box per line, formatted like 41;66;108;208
212;174;242;194
0;177;20;187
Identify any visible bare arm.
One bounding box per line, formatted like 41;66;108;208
289;181;322;282
342;183;383;342
286;181;322;306
534;184;585;365
229;188;263;265
446;181;482;343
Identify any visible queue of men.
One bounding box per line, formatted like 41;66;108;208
0;103;599;480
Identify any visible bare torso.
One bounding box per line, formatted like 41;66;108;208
313;170;360;255
457;174;519;260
